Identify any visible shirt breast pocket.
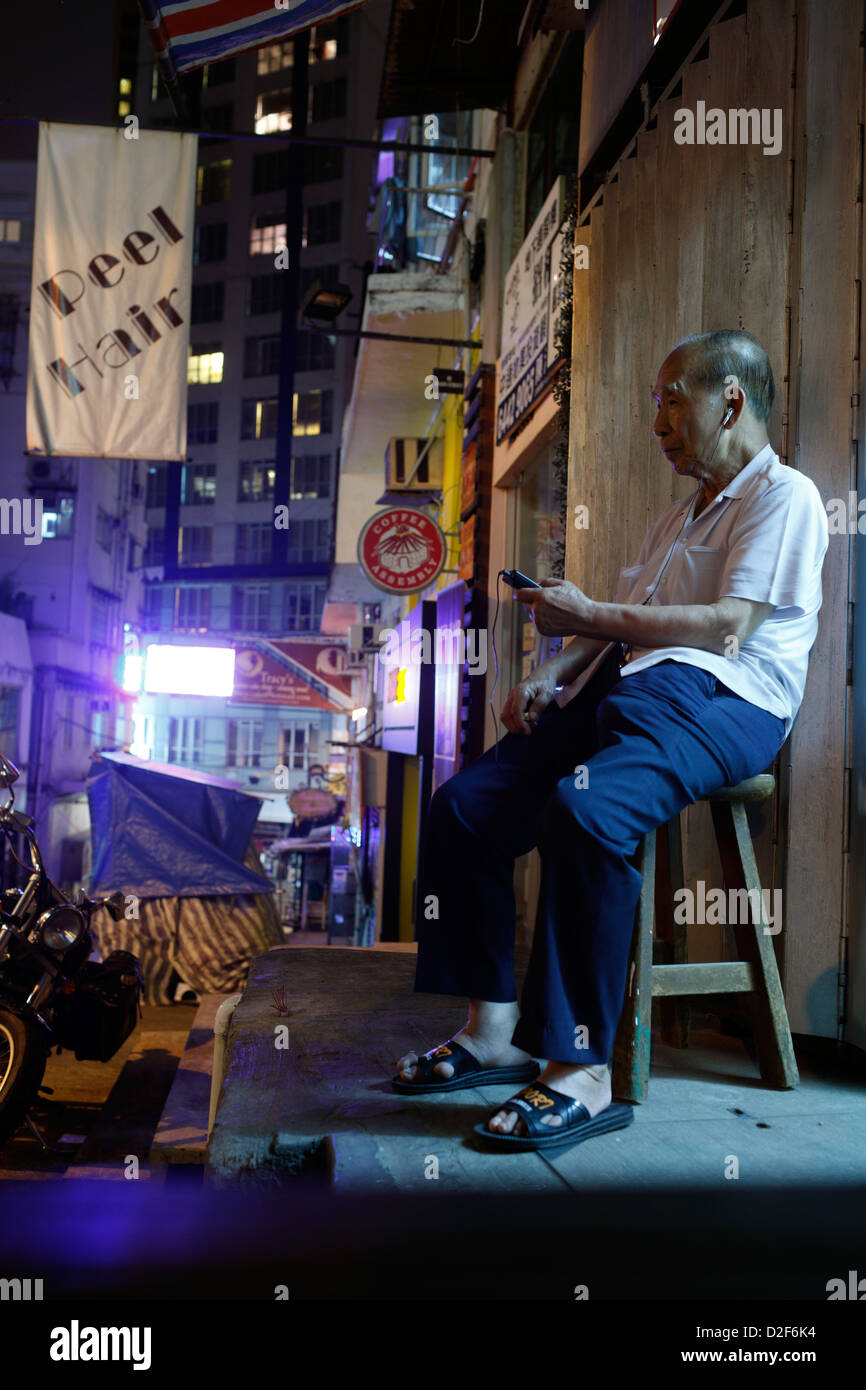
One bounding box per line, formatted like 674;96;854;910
614;561;654;604
682;545;726;603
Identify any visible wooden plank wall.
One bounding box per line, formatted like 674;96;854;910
783;0;859;1037
567;0;858;1035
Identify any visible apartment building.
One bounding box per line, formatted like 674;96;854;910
131;4;390;830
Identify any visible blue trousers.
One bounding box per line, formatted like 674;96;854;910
414;649;787;1064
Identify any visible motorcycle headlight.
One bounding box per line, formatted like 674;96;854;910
37;905;85;953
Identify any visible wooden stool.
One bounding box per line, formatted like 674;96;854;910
611;774;799;1102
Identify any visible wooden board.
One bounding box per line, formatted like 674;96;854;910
783;0;859;1035
613;157;639;591
702;16;747;330
566;222;592;584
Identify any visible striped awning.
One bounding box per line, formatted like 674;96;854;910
139;0;369;84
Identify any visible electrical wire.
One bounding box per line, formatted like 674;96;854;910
453;0;486;46
489;570;504;764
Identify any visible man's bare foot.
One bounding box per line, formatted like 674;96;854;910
396;999;532;1083
486;1061;612;1134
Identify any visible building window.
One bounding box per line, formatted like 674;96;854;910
202;57;235;88
238;460;276;502
240;396;279;441
96;507;114;553
188;344;224;384
142;586;164;630
304;144;344;184
249;212;287;256
309;77;346;123
295;329;335;372
291;454;330;499
175;587;211;631
144;526;165;566
40;495;75;539
168;715;202;763
227;718;263;768
232;584;271;632
0;686;20;763
179;525;213;565
62;693;76;749
197;159;232;206
191;282;225;324
0;220;21;243
236;522;272;565
279;724;312;771
252;149;288;194
257;41;293;75
256;19;345;74
181;462;217;505
311;16;348;61
194;222;228;265
293;388;332;436
287;518;330;563
187;401;219;444
283;581;326;633
247;274;283;316
91;593;118;648
303;200;341;247
203;102;233;133
244;334;281;377
255;89;292;134
118;75;133;120
146;463;167;509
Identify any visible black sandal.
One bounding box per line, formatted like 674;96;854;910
473;1081;634;1151
392;1038;541;1094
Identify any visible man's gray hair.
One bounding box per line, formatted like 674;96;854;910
675;329;775;424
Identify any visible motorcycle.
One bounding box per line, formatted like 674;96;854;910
0;750;142;1146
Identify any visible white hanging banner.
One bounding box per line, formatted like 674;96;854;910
26;122;198;460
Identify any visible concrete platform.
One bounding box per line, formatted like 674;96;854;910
149;993;231;1181
206;946;866;1191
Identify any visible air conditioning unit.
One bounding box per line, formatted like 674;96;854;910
26;456;77;490
384;436;444;493
348;623;386;656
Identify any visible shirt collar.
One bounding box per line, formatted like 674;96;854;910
716;442;776;498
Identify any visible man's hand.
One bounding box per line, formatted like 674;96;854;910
515;578;594;637
500;672;559;735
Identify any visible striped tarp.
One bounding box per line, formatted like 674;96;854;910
139;0;369;83
90;889;284;1005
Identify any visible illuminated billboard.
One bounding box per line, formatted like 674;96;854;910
143;645;236;696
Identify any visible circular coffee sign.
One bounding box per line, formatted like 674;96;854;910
357;507;446;594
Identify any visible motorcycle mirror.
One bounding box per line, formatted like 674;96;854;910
106;890;127;921
0;752;20;789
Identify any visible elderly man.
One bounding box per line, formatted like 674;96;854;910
393;329;829;1151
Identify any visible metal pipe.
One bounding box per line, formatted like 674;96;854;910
304;325;480;348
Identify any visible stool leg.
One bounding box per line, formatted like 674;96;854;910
710;800;799;1089
658;812;692;1049
612;829;656;1103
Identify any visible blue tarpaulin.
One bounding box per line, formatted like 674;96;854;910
87;753;274;899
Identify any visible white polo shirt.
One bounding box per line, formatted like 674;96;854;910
557;445;829;736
